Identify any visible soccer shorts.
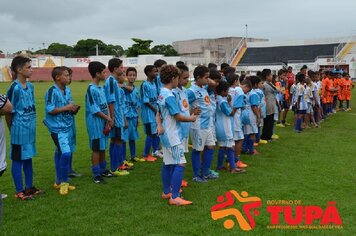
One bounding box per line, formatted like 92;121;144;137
243;123;258;135
90;137;108;152
306;104;313;114
217;139;235;148
282;100;290;110
190;128;215;151
50;130;75;154
127;117;139;141
233;130;244;141
297;109;307;115
182;137;189;153
10;143;37;161
162;144;186;165
143;122;157;136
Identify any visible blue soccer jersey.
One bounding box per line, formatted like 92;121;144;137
173;86;190;139
140;80;158;124
290;84;297;106
243;89;259;124
124;86;140;118
104;76;126;128
232;86;246;131
296;83;308;110
6;80;36;145
155;74;163;96
255;88;266;118
208;87;217;127
215;95;233;141
44;84;73;133
157;87;181;148
85;82;109;140
187;83;212;130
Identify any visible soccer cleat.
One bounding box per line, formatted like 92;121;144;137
144;155;157;162
53;183;76;191
210;170;219;176
181;179;188;187
118;164;133;171
152;150;164;158
236;161;248;168
271;134;279;139
216;166;228;171
192;176;208;183
259;139;268;144
101;170;114;178
93;175;107;184
25;186;44;196
231;168;247;174
204;173;219;180
1;193;8;199
132;157;145;162
253;142;259;147
284;122;291;126
276;123;285;128
124;160;134;167
15;191;33;201
59;183;69;195
161;192;172;199
110;169;129;176
68;171;83;178
169;197;192;206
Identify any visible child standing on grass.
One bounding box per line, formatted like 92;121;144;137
295;73;307;133
343;72;354;111
157;64;197;206
86;62;114;184
6;55;43;200
44;67;80;195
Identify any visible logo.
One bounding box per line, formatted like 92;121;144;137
182;99;189;109
211;190;262;231
204;95;210;104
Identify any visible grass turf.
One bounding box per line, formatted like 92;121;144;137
0;81;355;235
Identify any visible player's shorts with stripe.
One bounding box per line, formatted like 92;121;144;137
143;122;157;136
50;130;75;154
233;130;244;141
243;123;258;135
190;128;215;151
217;139;235;148
10;143;37;161
127;117;139;141
182;137;189;153
162;144;186;165
90;137;108;152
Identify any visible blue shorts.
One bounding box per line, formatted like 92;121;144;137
51;130;75;154
90;137;108;152
144;122;157;136
127;117;139;141
109;126;123;140
297;110;307;115
282;101;290;110
10;143;37;161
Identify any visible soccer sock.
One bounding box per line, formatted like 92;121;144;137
296;118;303;131
202;148;214;176
256;127;261;143
346;100;350;108
235;155;240;163
191;150;201;177
60;152;71;183
161;164;173;194
23;159;33;189
122;141;127;161
129;140;136;158
171;165;185;199
111;144;122;171
242;135;249;152
68;153;73;173
152;134;159;153
109;143;114;163
339;101;343;109
143;136;152;157
54;151;60;184
99;160;107;173
11;160;23;193
248;137;254;153
92;165;100;177
217;148;225;169
228;148;236;169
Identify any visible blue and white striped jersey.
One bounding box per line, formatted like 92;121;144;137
172;86;190;139
140;80;158;124
215;95;233;141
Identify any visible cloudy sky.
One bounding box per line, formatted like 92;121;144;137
0;0;355;53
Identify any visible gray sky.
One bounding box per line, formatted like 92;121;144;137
1;0;356;53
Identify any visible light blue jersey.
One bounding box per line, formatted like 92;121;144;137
215;95;233;141
6;80;36;145
124;86;140;118
155;75;163;96
173;86;190;139
296;83;308;110
140;80;158;124
232;86;246;131
242;89;259;125
44;84;73;133
157;88;181;148
255;88;266;119
290;84;297;106
187;83;212;130
104;76;125;128
85;82;109;140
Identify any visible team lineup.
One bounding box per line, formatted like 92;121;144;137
0;55;354;205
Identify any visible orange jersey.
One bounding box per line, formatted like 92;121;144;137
337;78;345;100
343;79;353;100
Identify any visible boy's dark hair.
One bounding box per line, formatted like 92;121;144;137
144;65;155;76
248;76;262;87
343;72;349;77
295;72;305;83
240;78;252;89
223;66;236;77
51;66;68;81
220;63;229;70
216;81;230;95
176;61;185;66
261;69;272;81
160;65;180;84
208;63;217;70
193;65;209;80
177;64;189;73
64;66;73;75
154;59;167;68
227;73;239;86
277;69;287;76
88;61;106;78
209;68;222;81
108;58;123;73
301;65;308;70
11;55;32;75
126;67;137;76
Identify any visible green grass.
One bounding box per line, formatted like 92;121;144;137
0;81;355;235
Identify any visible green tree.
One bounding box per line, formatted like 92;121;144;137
126;38;152;57
73;39;106;57
151;44;178;56
103;44;124;56
46;43;74;57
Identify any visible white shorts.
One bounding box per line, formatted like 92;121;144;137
0;118;6;172
217;140;235;148
211;125;217;142
243;124;258;135
190;128;215;151
182;137;189;153
162;144;186;165
233;130;244;141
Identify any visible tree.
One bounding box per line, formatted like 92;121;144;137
126;38;152;57
103;44;124;56
46;43;74;57
73;39;106;57
151;44;178;56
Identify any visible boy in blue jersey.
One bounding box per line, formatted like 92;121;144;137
187;65;217;182
140;65;160;162
254;79;267;145
86;62;114;184
44;67;80;195
6;55;43;200
157;65;197;205
123;67;145;162
153;59;167;96
295;73;307;133
104;58;130;176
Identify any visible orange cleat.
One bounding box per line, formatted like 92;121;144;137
253;142;259;147
144;155;157;162
181;179;188;187
169;197;192;206
161;192;172;199
236;161;248;168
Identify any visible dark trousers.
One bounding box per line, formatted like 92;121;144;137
261;114;274;140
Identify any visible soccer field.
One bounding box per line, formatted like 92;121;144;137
0;81;355;235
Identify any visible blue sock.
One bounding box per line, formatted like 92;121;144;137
161;164;173;194
111;144;122;171
99;160;107;173
296;118;302;131
203;148;214;176
109;143;114;163
12;160;23;193
171;165;185;199
248;136;254;153
152;135;159;153
122;141;127;161
23;159;33;189
242;135;249;153
228;148;236;169
68;153;74;173
60;152;71;183
144;136;152;157
92;165;100;177
256;127;261;143
54;151;60;184
129;140;136;159
217;148;225;169
346;100;350;108
191;150;201;177
235;155;240;162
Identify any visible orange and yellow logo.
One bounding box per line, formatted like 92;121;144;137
204;95;210;105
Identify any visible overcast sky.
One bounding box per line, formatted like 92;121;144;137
1;0;356;53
